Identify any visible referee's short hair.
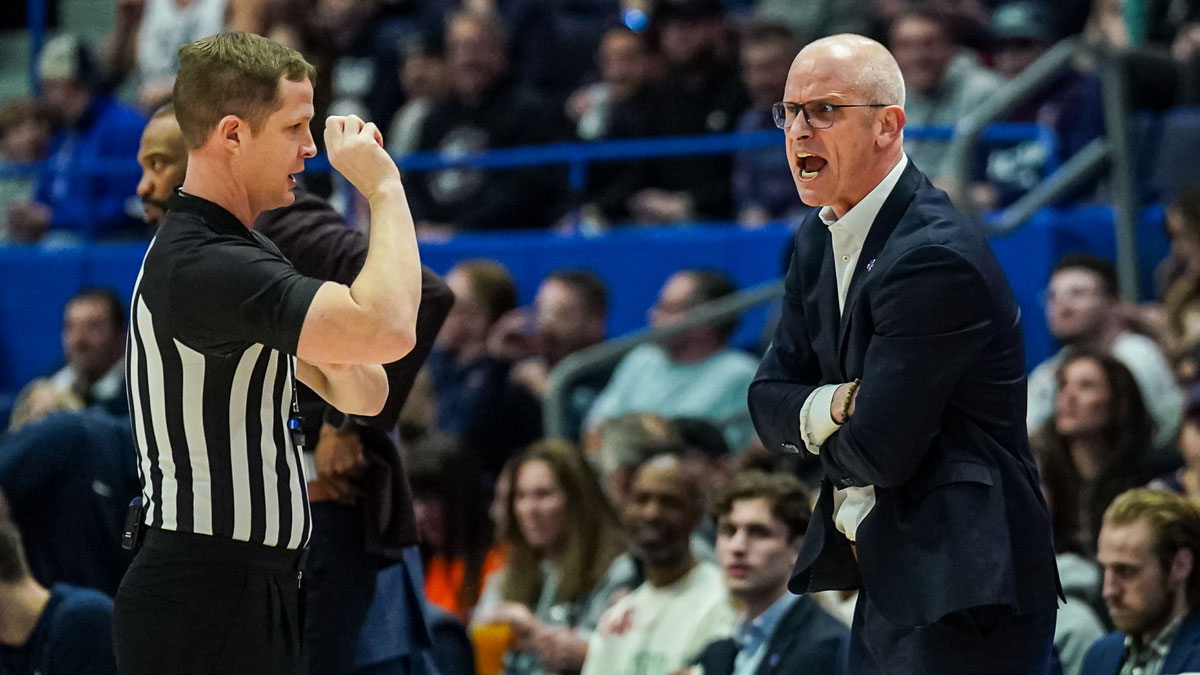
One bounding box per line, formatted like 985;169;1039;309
174;32;316;150
0;491;29;583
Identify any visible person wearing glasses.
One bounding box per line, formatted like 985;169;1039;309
747;34;1061;674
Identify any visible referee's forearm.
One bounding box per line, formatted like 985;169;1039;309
348;181;421;343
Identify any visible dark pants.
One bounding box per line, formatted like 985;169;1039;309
112;529;305;675
848;587;1057;675
303;501;380;675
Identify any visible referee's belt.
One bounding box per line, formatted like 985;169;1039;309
142;528;308;573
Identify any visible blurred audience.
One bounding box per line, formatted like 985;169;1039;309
731;21;807;226
409;433;506;622
404;9;568;233
1084;488;1200;674
0;409;138;597
591;0;748;224
1033;351;1158;557
581;454;736;675
976;0;1104;210
890;5;1003;183
593;412;686;510
0;99;57;234
586;269;758;453
426;259;527;479
752;0;874;45
387;31;449;157
9;287;127;430
474;440;630;675
693;471;848;675
8;35;146;243
1028;254;1183;450
0;493;117;675
486;269;611;442
1150;384;1200;502
1154;181;1200;361
568;27;657;142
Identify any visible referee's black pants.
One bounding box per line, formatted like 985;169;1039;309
113;529;306;675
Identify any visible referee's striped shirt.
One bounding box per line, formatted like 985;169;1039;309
126;192;324;550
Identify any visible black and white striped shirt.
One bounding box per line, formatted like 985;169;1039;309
126;192;323;550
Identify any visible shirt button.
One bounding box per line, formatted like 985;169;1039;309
842;255;849;261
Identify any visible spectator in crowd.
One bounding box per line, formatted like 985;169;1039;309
568;26;657;142
581;454;737;675
9;287;128;431
136;0;228;106
1028;254;1183;451
7;35;146;242
752;0;874;50
593;0;748;224
0;409;139;598
426;259;537;479
586;269;759;453
732;21;807;226
694;471;848;675
474;439;630;675
409;433;506;621
404;9;568;232
486;269;611;442
387;31;449;157
0;494;116;675
976;0;1104;210
1154;181;1200;359
1084;488;1200;674
0;99;57;235
1034;351;1158;557
593;412;686;510
1151;384;1200;502
889;5;1003;182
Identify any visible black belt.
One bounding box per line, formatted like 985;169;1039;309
140;528;308;574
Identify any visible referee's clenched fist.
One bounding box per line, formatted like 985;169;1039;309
324;114;402;202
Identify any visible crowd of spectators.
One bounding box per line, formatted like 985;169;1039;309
6;0;1200;240
9;0;1200;673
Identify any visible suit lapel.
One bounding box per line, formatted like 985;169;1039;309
1163;612;1200;672
836;162;923;361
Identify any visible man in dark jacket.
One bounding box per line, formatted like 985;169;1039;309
694;471;847;675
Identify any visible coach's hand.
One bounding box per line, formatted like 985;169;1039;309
314;423;366;504
324;114;401;202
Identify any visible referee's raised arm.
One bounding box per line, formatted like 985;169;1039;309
295;115;421;367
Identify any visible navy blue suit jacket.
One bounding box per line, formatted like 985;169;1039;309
693;595;848;675
748;161;1060;627
1082;613;1200;674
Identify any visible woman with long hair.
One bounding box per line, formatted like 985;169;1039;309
1033;350;1159;556
473;439;630;675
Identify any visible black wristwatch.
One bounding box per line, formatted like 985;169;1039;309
322;408;359;433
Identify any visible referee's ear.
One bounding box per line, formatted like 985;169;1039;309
215;114;248;151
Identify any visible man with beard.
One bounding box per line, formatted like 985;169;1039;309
581;454;736;675
131;103;455;675
1084;489;1200;673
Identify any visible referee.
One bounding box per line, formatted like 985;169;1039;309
112;32;421;674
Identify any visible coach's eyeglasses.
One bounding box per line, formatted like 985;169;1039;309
772;102;893;130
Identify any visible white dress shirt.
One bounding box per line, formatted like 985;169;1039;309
797;154;908;541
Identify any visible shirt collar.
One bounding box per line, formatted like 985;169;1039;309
818;153;909;241
166;189;253;238
1124;613;1185;664
734;592;799;653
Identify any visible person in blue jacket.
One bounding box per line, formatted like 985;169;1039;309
1085;488;1200;674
